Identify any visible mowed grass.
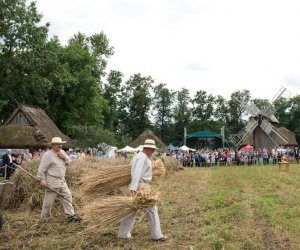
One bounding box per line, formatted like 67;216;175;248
1;164;300;249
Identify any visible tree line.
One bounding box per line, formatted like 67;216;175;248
1;0;299;147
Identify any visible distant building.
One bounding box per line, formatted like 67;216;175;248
129;129;166;149
0;105;73;149
243;124;297;149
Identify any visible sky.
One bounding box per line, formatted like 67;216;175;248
35;0;300;100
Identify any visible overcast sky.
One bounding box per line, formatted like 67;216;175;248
35;0;300;100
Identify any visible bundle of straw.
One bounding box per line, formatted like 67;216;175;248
0;182;15;208
83;189;160;232
4;157;131;210
81;159;166;196
5;160;45;210
80;164;131;196
161;156;182;172
5;159;85;210
152;159;166;177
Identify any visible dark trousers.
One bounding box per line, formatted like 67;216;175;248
5;164;15;180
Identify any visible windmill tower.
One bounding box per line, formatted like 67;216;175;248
230;87;292;149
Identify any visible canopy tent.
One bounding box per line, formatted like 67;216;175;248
186;131;223;139
183;130;229;149
118;145;136;153
134;145;144;152
166;144;179;150
242;144;253;151
180;145;190;151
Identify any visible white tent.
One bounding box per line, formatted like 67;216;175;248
134;145;144;152
118;145;136;153
180;145;190;151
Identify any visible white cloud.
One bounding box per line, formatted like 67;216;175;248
36;0;300;100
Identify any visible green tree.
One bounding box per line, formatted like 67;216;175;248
252;98;270;110
0;0;50;121
273;97;290;128
190;90;215;131
49;32;113;137
173;88;191;144
227;90;251;133
118;74;153;141
66;125;117;148
152;83;174;142
214;95;230;123
0;0;115;147
286;95;300;143
103;70;123;131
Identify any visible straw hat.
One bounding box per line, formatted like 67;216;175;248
142;139;158;149
49;137;66;144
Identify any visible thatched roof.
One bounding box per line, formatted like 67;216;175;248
277;127;297;145
129;129;166;149
0;105;73;149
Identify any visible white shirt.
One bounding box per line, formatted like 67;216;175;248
8;154;12;163
129;152;152;191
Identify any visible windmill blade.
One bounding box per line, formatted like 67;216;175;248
271;87;291;103
230;120;258;147
260;120;289;146
243;102;261;117
234;97;261;117
261;103;276;119
261;87;291;118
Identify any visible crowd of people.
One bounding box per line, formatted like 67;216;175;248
1;148;108;167
0;147;142;177
1;145;300;180
167;146;300;167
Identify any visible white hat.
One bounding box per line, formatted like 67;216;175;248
49;137;66;144
142;139;158;149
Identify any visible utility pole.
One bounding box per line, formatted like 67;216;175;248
184;127;187;145
221;126;225;148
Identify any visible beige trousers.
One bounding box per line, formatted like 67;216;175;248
41;183;75;220
118;183;163;240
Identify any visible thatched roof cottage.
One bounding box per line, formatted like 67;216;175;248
0;105;73;149
129;129;166;149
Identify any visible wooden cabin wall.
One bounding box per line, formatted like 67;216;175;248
253;127;275;149
9;111;31;125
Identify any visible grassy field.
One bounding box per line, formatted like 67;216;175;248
1;164;300;249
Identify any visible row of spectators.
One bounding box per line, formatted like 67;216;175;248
167;146;300;167
0;148;47;179
2;146;299;178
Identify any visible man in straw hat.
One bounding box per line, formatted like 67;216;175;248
118;139;168;241
37;137;81;222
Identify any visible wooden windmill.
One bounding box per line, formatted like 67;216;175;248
230;87;292;149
